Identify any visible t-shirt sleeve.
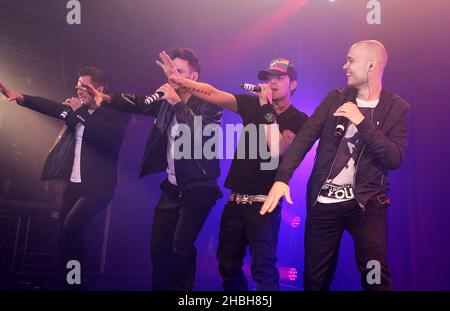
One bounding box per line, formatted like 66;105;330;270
285;111;309;134
234;94;259;123
294;112;309;133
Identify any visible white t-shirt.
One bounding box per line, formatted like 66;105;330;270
70;109;94;183
166;115;178;186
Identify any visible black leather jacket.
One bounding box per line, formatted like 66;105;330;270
19;95;129;193
109;93;223;191
276;88;410;208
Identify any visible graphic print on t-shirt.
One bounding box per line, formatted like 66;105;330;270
318;123;363;203
318;101;376;204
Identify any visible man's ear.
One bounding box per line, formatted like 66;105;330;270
290;80;298;92
190;72;199;81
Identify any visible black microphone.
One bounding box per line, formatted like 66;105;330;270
60;100;74;120
144;91;165;105
334;87;358;137
240;83;261;93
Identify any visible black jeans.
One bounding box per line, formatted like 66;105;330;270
304;197;392;291
217;201;281;291
60;183;112;277
150;183;220;291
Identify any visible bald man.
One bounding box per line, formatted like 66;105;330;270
261;40;410;290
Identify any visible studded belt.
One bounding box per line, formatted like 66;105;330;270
228;193;268;205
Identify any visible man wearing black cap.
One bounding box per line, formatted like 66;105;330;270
157;52;309;290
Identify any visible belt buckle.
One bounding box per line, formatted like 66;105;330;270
236;194;251;205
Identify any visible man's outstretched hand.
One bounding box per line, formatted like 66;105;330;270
0;82;24;102
260;181;293;215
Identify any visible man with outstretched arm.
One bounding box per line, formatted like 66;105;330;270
0;67;129;289
157;52;309;290
78;48;223;291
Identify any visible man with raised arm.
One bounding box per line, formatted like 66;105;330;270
157;52;308;290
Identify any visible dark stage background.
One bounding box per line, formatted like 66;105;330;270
0;0;449;290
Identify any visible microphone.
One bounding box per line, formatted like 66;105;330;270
144;91;165;105
240;83;261;93
60;100;74;120
334;87;358;137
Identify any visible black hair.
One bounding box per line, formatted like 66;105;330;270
78;66;106;89
171;47;201;75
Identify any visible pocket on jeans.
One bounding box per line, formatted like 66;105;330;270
376;193;390;208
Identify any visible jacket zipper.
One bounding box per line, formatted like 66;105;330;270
195;159;207;175
353;145;366;211
353;109;375;215
313;134;346;207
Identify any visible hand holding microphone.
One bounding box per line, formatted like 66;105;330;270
240;83;262;93
333;87;364;137
59;105;72;120
147;83;180;106
144;91;165;105
60;97;81;119
241;82;277;124
241;82;272;106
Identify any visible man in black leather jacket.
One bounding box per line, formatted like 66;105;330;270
261;40;410;290
1;67;129;288
80;47;223;291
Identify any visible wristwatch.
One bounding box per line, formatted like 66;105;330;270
260;104;278;124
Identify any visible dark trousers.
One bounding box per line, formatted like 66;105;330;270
61;182;112;274
150;184;220;291
304;198;392;291
217;201;281;291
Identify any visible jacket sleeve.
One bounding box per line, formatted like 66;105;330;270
356;98;410;170
275;89;339;184
107;93;162;117
173;101;223;129
19;95;66;119
65;106;129;154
